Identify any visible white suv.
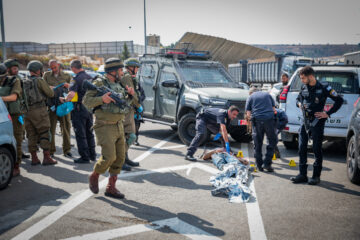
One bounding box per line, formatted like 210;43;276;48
279;66;360;149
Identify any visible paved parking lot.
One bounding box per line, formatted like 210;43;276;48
1;122;360;240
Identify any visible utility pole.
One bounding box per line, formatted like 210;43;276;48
144;0;147;54
0;0;6;60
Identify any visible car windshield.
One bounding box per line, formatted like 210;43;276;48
177;63;234;87
291;71;359;94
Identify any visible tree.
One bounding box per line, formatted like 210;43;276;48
122;43;130;60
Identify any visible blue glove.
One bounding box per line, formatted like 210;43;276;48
225;142;231;153
137;105;143;113
213;133;221;141
18;115;24;125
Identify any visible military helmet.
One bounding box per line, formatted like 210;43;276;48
104;58;124;73
125;58;140;68
4;59;19;69
0;63;7;77
27;60;44;72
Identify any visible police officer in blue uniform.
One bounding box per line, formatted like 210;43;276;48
185;105;240;161
63;60;96;163
291;66;343;185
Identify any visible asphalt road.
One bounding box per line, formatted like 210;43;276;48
0;122;359;240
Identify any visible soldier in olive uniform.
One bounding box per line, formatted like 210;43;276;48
0;63;24;176
84;58;134;199
24;60;57;165
43;60;72;158
4;59;30;160
121;58;142;170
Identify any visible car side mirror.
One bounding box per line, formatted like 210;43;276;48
161;80;179;88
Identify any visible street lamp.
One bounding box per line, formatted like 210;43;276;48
0;0;6;60
144;0;147;54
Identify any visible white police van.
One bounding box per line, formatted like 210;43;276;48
279;66;360;149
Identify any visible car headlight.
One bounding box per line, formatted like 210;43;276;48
199;95;227;106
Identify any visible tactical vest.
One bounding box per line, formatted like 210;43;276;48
99;78;130;114
0;76;22;114
23;76;46;109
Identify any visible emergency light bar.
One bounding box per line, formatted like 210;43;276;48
160;48;211;60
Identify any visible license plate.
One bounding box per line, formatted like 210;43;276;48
324;104;333;112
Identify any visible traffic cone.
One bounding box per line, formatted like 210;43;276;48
289;160;297;167
250;164;257;172
272;153;277;160
237;150;244;158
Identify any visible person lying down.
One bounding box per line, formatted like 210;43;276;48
201;148;249;165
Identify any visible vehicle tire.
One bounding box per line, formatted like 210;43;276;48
0;147;14;190
178;113;209;146
229;126;252;143
347;135;360;184
283;137;299;150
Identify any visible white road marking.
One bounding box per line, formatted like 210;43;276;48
11;135;177;240
133;134;176;163
243;144;267;240
160;144;186;150
62;217;221;240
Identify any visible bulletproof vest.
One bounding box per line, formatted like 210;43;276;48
23;76;46;109
300;82;327;115
0;76;22;114
99;78;129;114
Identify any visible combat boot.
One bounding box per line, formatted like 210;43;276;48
12;163;20;177
290;174;308;184
89;172;100;194
105;175;125;199
42;151;58;165
125;153;139;167
30;152;41;165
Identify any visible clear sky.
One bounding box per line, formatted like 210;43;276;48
2;0;360;45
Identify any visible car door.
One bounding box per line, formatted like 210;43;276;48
155;65;179;120
138;62;158;117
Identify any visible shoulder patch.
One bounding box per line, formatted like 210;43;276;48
326;85;332;91
330;89;338;97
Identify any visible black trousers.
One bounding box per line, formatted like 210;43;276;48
71;104;96;160
252;118;278;167
298;119;326;177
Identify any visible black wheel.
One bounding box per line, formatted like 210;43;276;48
0;147;14;190
229;126;252;143
178;113;209;146
347;135;360;184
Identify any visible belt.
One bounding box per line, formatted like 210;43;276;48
95;119;122;125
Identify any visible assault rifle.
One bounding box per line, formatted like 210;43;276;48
83;80;127;109
299;95;319;139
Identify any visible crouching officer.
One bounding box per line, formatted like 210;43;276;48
0;63;25;176
185;105;240;161
291;66;343;185
121;58;142;170
23;61;57;165
84;58;134;199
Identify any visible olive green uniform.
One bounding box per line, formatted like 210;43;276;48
0;76;24;163
83;76;130;175
24;77;54;153
43;71;72;155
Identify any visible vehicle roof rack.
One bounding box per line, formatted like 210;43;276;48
158;43;211;60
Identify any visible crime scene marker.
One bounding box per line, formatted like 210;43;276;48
237;150;244;158
289;160;296;167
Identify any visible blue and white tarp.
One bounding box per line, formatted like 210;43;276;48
209;152;253;203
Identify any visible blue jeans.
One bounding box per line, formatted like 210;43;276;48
252;118;277;167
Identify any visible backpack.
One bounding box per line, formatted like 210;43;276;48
22;76;46;109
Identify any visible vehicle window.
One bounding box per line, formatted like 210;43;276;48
160;71;177;83
179;64;232;84
141;64;155;78
290;71;359;94
141;64;156;85
316;72;359;94
274;84;282;90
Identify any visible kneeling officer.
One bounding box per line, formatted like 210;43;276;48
84;58;134;199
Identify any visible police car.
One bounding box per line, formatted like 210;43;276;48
279;65;360;149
